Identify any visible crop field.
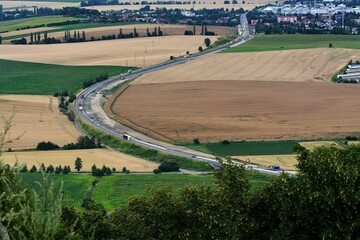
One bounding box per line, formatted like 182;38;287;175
223;34;360;53
132;48;360;84
5;24;233;42
0;35;218;67
0;59;129;95
19;172;274;212
110;80;360;142
3;148;159;172
236;154;297;171
0;1;79;10
0;95;81;150
298;141;340;151
0;16;78;32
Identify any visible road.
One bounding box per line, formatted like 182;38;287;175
75;14;284;174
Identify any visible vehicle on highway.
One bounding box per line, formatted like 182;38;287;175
123;134;132;141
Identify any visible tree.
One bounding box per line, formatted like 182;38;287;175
39;163;46;173
74;157;83;172
82;31;86;41
158;161;179;172
62;166;70;174
46;164;54;173
193;138;200;144
122;167;127;173
20;164;28;172
30;165;37;173
55;165;62;174
198;46;203;52
153;168;161;174
204;38;211;47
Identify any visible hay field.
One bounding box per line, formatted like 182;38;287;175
0;95;80;150
237;155;297;171
1;1;79;9
110;80;360;142
132;48;360;85
2;149;159;172
14;24;233;42
0;35;217;67
85;0;282;11
299;141;340;151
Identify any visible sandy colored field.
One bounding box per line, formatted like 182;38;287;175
109;80;360;142
85;0;283;11
299;141;340;151
236;155;297;171
2;149;159;172
0;95;80;150
132;48;360;85
1;27;57;37
0;35;217;67
1;1;79;9
11;24;233;42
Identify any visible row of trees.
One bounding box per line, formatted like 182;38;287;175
22;163;71;174
36;136;101;151
64;30;86;43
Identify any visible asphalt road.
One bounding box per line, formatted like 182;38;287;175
75;14;277;172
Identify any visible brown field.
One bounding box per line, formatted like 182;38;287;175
109;80;360;142
2;149;159;172
0;1;79;9
84;0;282;11
299;141;340;151
1;27;57;38
9;24;233;43
236;155;297;171
0;35;218;67
0;95;81;150
132;48;360;85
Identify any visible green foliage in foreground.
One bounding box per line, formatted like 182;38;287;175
178;140;299;156
223;34;360;52
2;145;360;239
0;59;134;95
81;122;213;171
0;16;78;32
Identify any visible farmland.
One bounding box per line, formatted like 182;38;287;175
0;95;81;150
3;148;159;172
223;34;360;53
236;155;298;171
0;59;129;95
0;16;79;32
0;1;79;10
0;35;218;67
19;171;275;212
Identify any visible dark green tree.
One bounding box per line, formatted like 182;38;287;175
74;157;83;172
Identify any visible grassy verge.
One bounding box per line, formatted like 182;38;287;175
80;122;213;171
0;59;136;95
0;16;79;32
211;35;238;48
222;34;360;53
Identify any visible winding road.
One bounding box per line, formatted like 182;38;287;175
74;14;281;174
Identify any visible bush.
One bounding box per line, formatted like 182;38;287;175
36;141;60;151
221;140;230;145
153;168;161;174
193;138;200;145
158;161;179;172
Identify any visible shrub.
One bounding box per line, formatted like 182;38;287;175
153;168;161;174
36;141;60;151
158;161;179;172
193;138;200;145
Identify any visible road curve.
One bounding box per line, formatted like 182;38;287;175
75;14;270;171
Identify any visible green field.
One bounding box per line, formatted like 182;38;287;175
0;59;135;95
223;34;360;53
178;140;301;156
20;172;275;212
0;16;79;32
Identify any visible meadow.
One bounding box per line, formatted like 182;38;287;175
0;16;78;32
20;171;275;212
0;59;133;95
223;34;360;53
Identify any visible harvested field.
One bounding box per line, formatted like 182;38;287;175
84;0;282;11
1;27;57;38
11;24;233;42
2;149;159;172
236;155;297;171
109;80;360;142
0;1;79;9
0;95;80;149
299;141;340;151
0;35;218;67
132;48;360;85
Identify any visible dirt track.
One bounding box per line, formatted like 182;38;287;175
0;35;218;67
0;95;81;150
110;80;360;142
